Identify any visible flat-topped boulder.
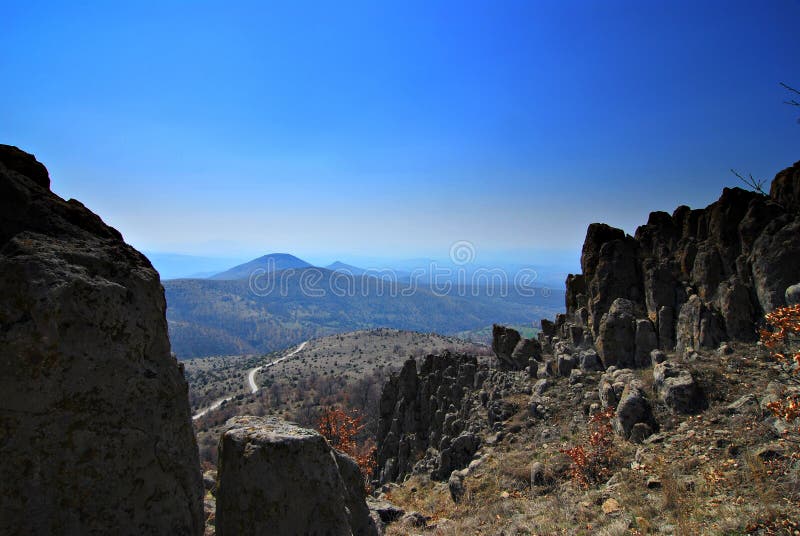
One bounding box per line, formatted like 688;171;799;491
216;416;378;536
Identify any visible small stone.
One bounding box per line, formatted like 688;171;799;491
650;349;667;365
401;512;428;528
602;498;621;514
718;343;734;355
530;462;547;486
646;476;661;489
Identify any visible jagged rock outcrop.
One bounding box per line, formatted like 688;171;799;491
548;160;800;359
376;353;482;483
216;416;377;536
0;146;203;535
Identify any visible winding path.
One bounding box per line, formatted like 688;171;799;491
192;341;308;420
247;341;307;393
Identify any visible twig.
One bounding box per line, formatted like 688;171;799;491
731;169;768;196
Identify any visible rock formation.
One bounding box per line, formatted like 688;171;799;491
491;324;542;371
216;416;378;536
376;353;482;483
545;160;800;358
0;146;203;535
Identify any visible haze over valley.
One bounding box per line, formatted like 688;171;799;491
161;252;564;358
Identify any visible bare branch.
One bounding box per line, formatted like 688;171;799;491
780;82;800;96
731;169;768;196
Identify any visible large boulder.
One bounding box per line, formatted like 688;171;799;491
653;362;704;414
216;416;378;536
0;146;203;535
587;236;643;335
612;381;658;441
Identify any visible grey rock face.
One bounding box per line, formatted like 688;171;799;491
436;434;480;481
658;306;676;350
751;219;800;315
512;337;542;362
0;146;203;535
216;416;378;536
653;362;704;413
596;298;637;368
634;319;658;368
676;295;726;356
376;353;479;483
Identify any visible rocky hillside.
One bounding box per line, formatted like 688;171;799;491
0;146;204;534
366;161;800;535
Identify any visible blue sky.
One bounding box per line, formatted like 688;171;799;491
2;0;798;270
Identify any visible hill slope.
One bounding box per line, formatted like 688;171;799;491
165;269;563;358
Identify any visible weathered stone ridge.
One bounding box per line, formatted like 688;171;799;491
376;352;482;483
0;146;203;535
216;416;378;536
560;160;800;354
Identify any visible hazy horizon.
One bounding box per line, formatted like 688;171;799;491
3;1;798;263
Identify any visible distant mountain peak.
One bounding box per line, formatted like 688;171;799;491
210;253;313;280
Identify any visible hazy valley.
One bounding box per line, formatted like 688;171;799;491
164;254;562;359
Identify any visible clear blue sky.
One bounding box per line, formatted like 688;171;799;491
2;0;798;269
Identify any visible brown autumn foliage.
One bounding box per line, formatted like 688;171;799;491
317;406;378;484
560;406;617;488
759;304;800;439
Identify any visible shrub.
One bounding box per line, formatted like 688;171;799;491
560;406;616;488
759;304;800;439
317;406;377;485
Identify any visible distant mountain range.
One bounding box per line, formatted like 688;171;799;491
325;261;368;275
150;252;573;288
161;252;565;358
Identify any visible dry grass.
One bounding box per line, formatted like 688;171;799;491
379;344;800;535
